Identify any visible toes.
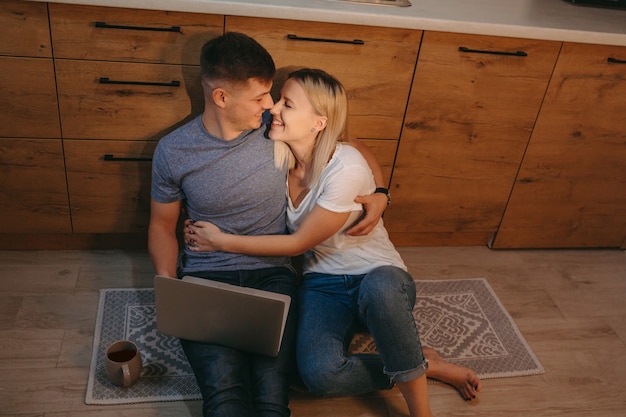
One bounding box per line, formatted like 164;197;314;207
463;382;479;401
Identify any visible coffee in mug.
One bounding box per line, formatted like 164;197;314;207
104;340;142;387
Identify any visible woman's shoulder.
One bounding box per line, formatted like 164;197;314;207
336;142;365;159
323;143;372;187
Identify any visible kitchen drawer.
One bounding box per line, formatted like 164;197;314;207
56;59;203;140
227;16;420;141
49;3;223;65
0;0;51;58
64;139;156;233
0;138;71;233
0;56;61;138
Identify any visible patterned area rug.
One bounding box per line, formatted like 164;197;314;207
86;278;544;405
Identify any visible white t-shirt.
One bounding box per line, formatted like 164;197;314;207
287;143;407;275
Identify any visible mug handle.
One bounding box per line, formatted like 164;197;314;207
121;363;131;387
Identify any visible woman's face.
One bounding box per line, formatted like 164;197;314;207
269;78;321;145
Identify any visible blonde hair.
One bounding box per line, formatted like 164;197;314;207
273;68;349;188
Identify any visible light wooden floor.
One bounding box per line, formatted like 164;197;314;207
1;246;625;416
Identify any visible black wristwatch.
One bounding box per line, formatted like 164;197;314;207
374;187;391;205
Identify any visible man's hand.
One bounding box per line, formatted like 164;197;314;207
345;192;388;236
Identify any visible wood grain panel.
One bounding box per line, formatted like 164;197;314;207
494;42;626;248
0;138;70;233
49;3;223;65
359;139;398;187
0;0;51;58
64;139;156;233
56;60;203;140
0;57;61;138
385;31;561;245
2;247;625;415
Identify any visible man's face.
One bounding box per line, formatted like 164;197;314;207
224;78;274;132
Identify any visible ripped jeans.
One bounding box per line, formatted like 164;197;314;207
296;265;428;396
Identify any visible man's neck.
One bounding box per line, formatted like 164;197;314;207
201;112;242;141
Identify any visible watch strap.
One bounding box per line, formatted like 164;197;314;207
374;187;391;205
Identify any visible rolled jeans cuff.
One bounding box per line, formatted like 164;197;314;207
386;358;429;384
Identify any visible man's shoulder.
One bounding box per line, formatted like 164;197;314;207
160;116;201;142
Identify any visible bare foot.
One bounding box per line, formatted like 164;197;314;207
423;347;482;401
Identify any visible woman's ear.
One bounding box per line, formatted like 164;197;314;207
317;116;328;131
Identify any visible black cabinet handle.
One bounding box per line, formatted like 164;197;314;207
608;57;626;64
287;34;364;45
99;77;181;87
95;21;181;33
459;46;527;57
104;154;152;162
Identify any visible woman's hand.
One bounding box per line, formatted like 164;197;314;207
344;192;388;236
183;219;224;252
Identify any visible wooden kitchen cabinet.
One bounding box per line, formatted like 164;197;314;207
0;1;71;236
493;42;626;248
0;138;71;234
48;3;223;65
0;0;51;58
1;2;623;249
55;59;202;141
64;140;156;233
0;56;61;138
49;4;221;141
226;16;421;169
1;0;59;138
45;4;223;234
359;139;398;187
384;31;561;246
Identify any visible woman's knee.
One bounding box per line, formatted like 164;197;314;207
297;356;346;396
360;266;415;305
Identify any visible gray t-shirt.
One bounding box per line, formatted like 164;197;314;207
151;115;289;272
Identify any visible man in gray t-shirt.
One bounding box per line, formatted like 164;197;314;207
149;33;295;417
151;114;289;273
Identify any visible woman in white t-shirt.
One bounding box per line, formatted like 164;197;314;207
184;69;481;415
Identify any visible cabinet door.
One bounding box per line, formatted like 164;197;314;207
493;43;626;248
64;140;156;233
226;16;421;141
0;138;71;233
56;60;202;140
359;139;397;186
0;57;61;138
384;31;561;246
0;0;51;58
49;3;223;65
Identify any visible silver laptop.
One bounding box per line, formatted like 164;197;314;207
154;275;291;357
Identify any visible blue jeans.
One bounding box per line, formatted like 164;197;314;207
296;265;427;396
179;266;297;417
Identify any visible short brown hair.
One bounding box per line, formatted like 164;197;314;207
200;32;275;84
